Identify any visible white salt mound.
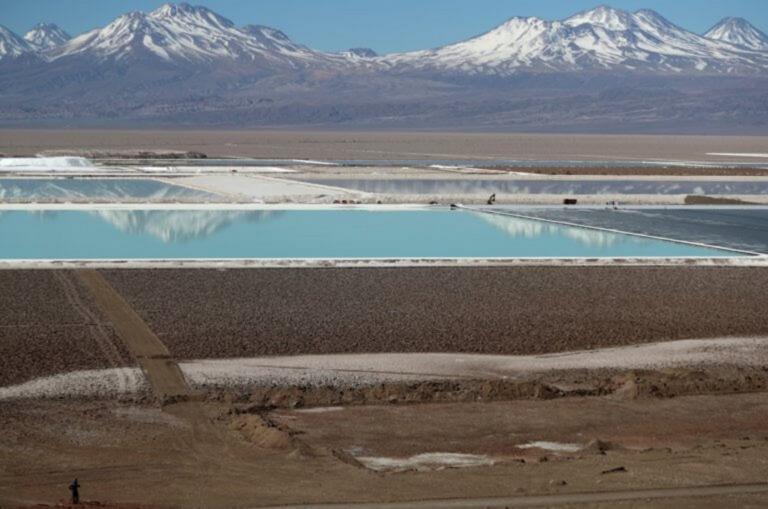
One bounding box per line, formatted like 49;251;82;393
294;406;345;414
0;367;146;400
179;337;768;390
356;452;494;472
519;441;583;453
0;157;94;170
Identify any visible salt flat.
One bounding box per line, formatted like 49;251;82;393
171;174;360;202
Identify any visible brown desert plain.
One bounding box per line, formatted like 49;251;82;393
1;129;768;164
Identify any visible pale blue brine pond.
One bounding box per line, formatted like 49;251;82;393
0;179;221;202
299;178;768;196
0;209;742;259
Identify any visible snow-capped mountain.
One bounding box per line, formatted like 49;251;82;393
2;3;768;131
343;48;378;59
382;5;768;74
45;3;344;68
11;3;768;73
0;25;34;60
24;23;71;49
705;17;768;51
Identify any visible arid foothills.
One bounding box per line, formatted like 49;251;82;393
1;3;768;131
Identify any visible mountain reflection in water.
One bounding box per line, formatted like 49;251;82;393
0;209;738;260
90;210;283;243
0;179;221;202
474;212;628;248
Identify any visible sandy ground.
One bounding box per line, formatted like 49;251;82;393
102;267;768;360
2;393;768;508
2;265;768;507
3;130;768;163
275;393;768;462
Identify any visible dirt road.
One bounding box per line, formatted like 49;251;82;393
262;484;768;508
77;270;190;400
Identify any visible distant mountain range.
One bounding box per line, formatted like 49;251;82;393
386;6;768;74
1;3;768;132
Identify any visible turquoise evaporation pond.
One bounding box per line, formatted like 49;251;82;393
0;209;742;260
0;178;220;202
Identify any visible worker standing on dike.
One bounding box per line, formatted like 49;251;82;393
69;478;80;505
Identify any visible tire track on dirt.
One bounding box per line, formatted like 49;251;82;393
70;271;271;483
52;270;134;392
76;270;191;400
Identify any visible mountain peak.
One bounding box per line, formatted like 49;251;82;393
384;4;768;76
497;16;548;29
45;2;342;68
149;2;235;29
24;23;71;49
565;5;634;31
718;17;753;27
29;22;63;31
10;3;768;77
344;47;378;58
153;2;195;15
150;2;212;18
705;17;768;50
0;25;34;60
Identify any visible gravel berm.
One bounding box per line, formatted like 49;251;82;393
102;267;768;360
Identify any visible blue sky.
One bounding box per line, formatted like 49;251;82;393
2;0;767;53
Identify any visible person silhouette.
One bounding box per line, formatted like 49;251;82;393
69;478;80;504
